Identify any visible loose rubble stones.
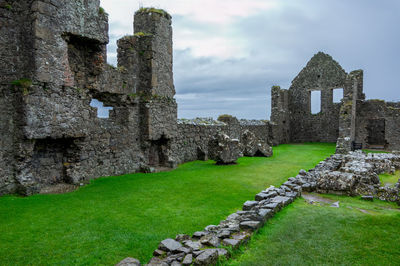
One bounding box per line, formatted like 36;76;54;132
208;133;243;164
116;257;141;266
361;195;374;201
314;151;400;201
241;130;273;157
159;239;183;253
222;238;241;249
194;249;218;265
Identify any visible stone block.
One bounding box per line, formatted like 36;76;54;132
194;249;218;265
239;221;262;231
116;257;141;266
243;200;258;210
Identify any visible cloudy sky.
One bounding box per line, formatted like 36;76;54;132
100;0;400;120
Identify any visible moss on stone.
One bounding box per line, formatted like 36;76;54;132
5;3;12;10
136;7;170;17
11;78;32;89
98;7;105;15
117;66;127;72
218;114;233;120
134;32;153;37
368;99;386;103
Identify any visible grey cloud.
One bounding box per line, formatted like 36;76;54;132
174;0;400;119
104;0;400;118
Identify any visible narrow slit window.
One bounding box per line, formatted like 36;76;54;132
333;88;343;103
90;99;113;118
311;90;321;114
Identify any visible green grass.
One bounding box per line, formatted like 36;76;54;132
0;143;335;265
225;194;400;266
380;171;400;188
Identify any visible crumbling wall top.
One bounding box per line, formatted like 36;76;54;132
135;7;172;19
290;52;347;90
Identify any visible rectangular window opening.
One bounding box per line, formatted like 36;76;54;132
311;90;321;114
333;88;343;103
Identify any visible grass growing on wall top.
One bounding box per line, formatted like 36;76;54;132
224;194;400;266
0;143;335;265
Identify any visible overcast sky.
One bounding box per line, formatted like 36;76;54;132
100;0;400;120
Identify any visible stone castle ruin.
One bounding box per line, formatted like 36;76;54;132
271;52;400;153
0;1;271;196
0;1;399;196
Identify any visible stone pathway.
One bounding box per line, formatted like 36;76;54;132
302;192;340;208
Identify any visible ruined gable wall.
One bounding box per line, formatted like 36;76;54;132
288;52;347;143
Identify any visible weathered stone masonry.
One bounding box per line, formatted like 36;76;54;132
0;1;180;195
174;118;272;164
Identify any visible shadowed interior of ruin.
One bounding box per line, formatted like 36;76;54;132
148;135;170;168
367;119;387;147
64;33;104;89
32;137;81;185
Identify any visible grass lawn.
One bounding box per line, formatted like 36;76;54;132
225;194;400;266
379;171;400;188
0;143;335;265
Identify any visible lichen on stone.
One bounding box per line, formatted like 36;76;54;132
136;7;171;18
134;32;153;37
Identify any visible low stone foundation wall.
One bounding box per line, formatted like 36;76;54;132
312;151;400;202
119;180;303;265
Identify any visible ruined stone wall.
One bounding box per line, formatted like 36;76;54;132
288;52;347;143
8;0;144;195
0;2;178;195
0;0;35;194
385;104;400;150
174;118;273;164
270;86;290;145
134;10;175;98
175;121;225;163
355;100;400;151
239;121;272;146
268;52;399;153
